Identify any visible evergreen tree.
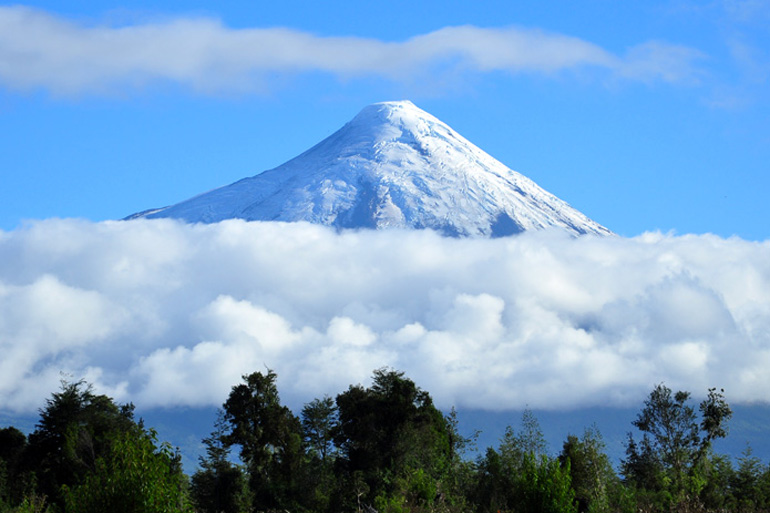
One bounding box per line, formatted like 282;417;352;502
729;445;769;511
472;410;577;513
559;427;622;513
190;410;251;513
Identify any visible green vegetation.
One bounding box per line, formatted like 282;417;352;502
1;371;768;512
0;379;189;513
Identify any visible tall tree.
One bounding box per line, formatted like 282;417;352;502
473;411;577;513
622;384;732;510
729;445;770;511
333;368;451;511
699;387;733;453
443;406;478;510
24;379;137;508
498;408;547;472
301;395;337;463
300;395;339;513
559;426;621;513
190;410;251;513
221;369;306;512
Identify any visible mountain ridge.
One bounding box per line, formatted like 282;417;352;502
127;100;611;237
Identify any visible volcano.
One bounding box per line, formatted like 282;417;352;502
127;101;611;237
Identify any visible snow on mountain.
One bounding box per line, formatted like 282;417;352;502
127;101;611;237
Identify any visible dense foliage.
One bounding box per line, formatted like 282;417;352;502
0;379;188;513
1;372;769;513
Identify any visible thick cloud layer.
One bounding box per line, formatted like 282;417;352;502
1;218;768;413
0;7;702;95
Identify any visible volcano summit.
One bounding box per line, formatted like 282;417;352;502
128;101;611;237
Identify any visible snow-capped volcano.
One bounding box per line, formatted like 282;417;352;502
128;101;611;237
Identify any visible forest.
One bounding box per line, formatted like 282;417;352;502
0;368;767;513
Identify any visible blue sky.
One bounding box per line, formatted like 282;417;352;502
2;0;769;238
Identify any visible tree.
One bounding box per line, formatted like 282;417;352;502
221;369;306;511
518;454;578;513
333;368;451;511
498;408;547;472
24;379;138;509
443;407;478;511
697;453;734;511
699;387;733;453
1;379;191;513
560;427;622;513
301;395;337;463
472;447;511;513
0;426;29;508
190;411;251;513
300;396;339;512
622;384;732;510
62;428;191;513
473;410;577;513
728;445;770;512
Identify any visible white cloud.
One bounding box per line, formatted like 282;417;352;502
619;41;706;84
1;219;770;413
0;272;128;410
0;6;704;96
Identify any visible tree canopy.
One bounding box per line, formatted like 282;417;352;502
0;379;188;513
2;371;764;513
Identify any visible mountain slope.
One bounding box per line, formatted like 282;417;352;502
128;101;611;237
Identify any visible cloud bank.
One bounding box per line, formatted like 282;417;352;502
0;6;703;95
1;218;769;413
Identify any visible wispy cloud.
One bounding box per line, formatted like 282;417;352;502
618;41;706;84
0;6;705;96
1;219;769;413
721;0;770;23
